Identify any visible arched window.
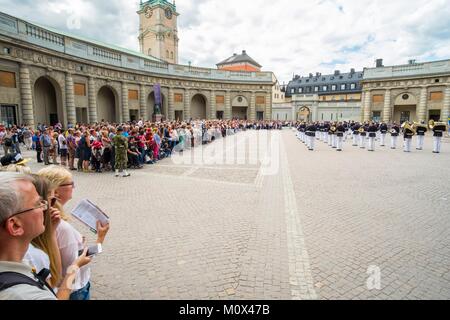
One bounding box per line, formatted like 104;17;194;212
166;50;169;58
170;51;174;59
148;48;152;55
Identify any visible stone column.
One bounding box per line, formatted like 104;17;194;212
210;90;216;120
168;87;175;121
65;73;76;126
88;77;97;123
363;90;371;122
265;92;271;120
312;101;319;122
417;86;428;122
139;84;147;120
19;64;35;127
225;90;231;120
122;82;130;123
382;89;391;123
359;91;365;122
442;85;450;122
249;92;256;121
184;88;190;121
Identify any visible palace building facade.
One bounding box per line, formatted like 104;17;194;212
0;8;274;128
361;59;450;124
284;69;363;122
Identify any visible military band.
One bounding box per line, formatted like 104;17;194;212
294;119;448;154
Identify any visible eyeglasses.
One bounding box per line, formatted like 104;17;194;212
4;200;49;224
60;182;75;189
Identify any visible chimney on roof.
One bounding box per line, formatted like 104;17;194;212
350;68;355;74
334;70;340;76
309;73;313;78
242;50;246;54
233;53;237;56
408;59;416;65
316;72;321;77
376;59;384;68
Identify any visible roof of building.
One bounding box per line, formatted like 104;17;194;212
140;0;177;11
285;69;364;97
217;50;262;68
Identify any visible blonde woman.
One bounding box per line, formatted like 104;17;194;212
38;166;110;300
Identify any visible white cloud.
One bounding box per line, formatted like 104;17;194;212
1;0;449;83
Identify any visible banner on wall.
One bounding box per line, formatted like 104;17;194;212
154;84;162;115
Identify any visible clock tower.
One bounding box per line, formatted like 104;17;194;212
138;0;179;64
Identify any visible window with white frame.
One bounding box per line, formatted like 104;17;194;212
322;85;328;91
350;83;356;90
331;85;336;91
341;84;346;90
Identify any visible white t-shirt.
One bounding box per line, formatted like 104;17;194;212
58;134;68;150
23;244;50;274
56;220;90;291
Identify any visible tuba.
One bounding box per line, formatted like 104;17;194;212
402;122;416;135
429;119;435;129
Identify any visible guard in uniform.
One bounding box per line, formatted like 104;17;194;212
403;122;415;153
113;126;131;177
390;123;400;149
415;121;427;150
336;122;345;151
367;122;377;151
379;122;388;147
432;121;448;153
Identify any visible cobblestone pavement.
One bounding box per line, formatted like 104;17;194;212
18;130;450;300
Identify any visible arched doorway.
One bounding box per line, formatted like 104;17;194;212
232;96;249;120
393;93;417;124
147;92;166;121
297;107;311;122
97;86;117;123
34;77;61;126
190;94;207;120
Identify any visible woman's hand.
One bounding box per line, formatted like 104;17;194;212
49;207;62;230
74;247;92;269
96;221;110;244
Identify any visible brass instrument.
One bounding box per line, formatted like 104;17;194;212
390;128;397;134
402;122;416;135
429;119;435;129
330;126;337;132
358;127;364;133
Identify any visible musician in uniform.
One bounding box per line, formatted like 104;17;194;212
390;123;400;149
330;122;337;149
415;121;428;150
431;120;448;154
336;122;345;152
352;122;360;147
305;123;317;151
367;122;377;151
402;122;415;153
359;123;367;149
323;122;330;144
379;122;388;147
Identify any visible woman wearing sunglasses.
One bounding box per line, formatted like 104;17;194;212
37;166;110;300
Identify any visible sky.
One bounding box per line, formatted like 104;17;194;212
1;0;450;83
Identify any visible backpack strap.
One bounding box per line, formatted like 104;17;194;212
0;272;45;292
0;271;56;296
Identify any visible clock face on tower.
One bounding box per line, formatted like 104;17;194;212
144;6;153;18
165;8;173;19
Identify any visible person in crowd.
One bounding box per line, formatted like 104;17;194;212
38;166;110;300
58;130;68;167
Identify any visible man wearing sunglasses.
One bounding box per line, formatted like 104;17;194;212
0;172;56;300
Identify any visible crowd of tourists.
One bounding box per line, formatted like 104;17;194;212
1;119;286;176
